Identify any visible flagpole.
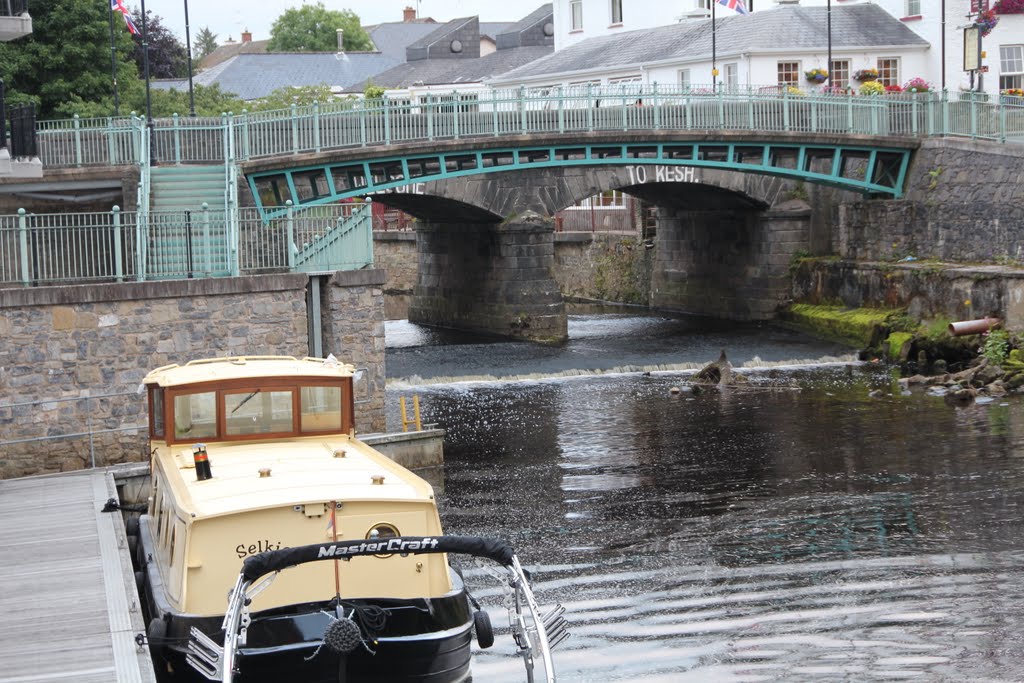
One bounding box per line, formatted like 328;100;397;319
711;1;718;91
108;1;120;116
140;0;152;126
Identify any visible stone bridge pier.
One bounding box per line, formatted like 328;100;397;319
408;217;566;343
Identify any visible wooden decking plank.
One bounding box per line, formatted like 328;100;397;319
0;472;156;683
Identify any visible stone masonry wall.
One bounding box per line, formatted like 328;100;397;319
651;207;811;320
372;231;417;320
0;275;309;478
320;269;387;435
835;138;1024;263
554;232;653;305
409;219;567;342
792;260;1024;332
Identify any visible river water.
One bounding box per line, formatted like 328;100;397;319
384;312;1024;682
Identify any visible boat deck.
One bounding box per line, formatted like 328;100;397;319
0;470;157;683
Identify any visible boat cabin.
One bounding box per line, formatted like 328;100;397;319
145;355;357;445
139;356;450;618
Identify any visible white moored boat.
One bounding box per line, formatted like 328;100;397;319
136;356;566;682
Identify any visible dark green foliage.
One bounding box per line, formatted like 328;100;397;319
0;0;139;118
194;27;219;63
130;8;188;79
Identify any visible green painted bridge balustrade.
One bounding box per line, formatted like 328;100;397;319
8;85;1022;290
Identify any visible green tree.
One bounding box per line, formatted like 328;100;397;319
267;3;374;52
194;27;219;63
247;85;350;112
59;82;246;119
130;8;188;79
0;0;139;118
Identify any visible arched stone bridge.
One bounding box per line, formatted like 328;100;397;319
241;131;920;342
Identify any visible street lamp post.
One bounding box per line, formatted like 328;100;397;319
184;0;196;117
826;0;832;87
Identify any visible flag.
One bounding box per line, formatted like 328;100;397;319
717;0;748;14
111;0;139;35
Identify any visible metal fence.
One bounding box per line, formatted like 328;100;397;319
35;86;1024;169
0;203;372;287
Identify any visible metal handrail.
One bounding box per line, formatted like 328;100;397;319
0;204;370;288
33;85;1024;169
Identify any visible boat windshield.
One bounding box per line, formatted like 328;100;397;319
164;382;348;443
225;390;293;436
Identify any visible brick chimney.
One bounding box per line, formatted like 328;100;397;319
241;30;252;43
403;6;416;22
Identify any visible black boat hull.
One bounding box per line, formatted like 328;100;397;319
138;517;474;682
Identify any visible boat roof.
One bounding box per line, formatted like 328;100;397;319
143;356;357;388
166;436;435;519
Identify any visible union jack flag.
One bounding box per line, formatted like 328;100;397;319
717;0;749;14
111;0;139;35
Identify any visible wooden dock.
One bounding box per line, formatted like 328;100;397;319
0;470;157;683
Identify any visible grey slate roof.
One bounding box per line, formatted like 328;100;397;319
367;22;441;62
152;52;400;101
492;4;929;83
495;3;554;50
406;16;482;60
347;45;553;91
367;22;514;63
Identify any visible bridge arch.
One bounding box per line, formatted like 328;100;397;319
242;132;916;222
240;133;895;342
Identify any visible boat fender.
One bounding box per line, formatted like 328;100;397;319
147;617;168;654
323;617;362;654
473;610;495;649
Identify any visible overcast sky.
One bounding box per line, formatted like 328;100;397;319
158;1;547;46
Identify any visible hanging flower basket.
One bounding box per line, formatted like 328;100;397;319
976;9;999;36
853;68;878;82
804;68;829;84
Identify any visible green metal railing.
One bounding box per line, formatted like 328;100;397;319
35;86;1024;169
0;204;369;287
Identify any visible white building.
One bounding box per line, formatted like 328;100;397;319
541;0;1023;96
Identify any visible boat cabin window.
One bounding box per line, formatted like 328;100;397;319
300;386;343;432
174;391;218;441
225;390;294;436
152;377;353;444
150;387;165;439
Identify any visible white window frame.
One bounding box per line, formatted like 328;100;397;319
830;58;851;88
723;62;739;89
1000;45;1024;90
610;0;623;24
906;0;921;16
777;60;801;86
876;57;900;87
570;0;583;31
678;68;691;88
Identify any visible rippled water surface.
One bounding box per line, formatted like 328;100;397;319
384;313;1024;682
